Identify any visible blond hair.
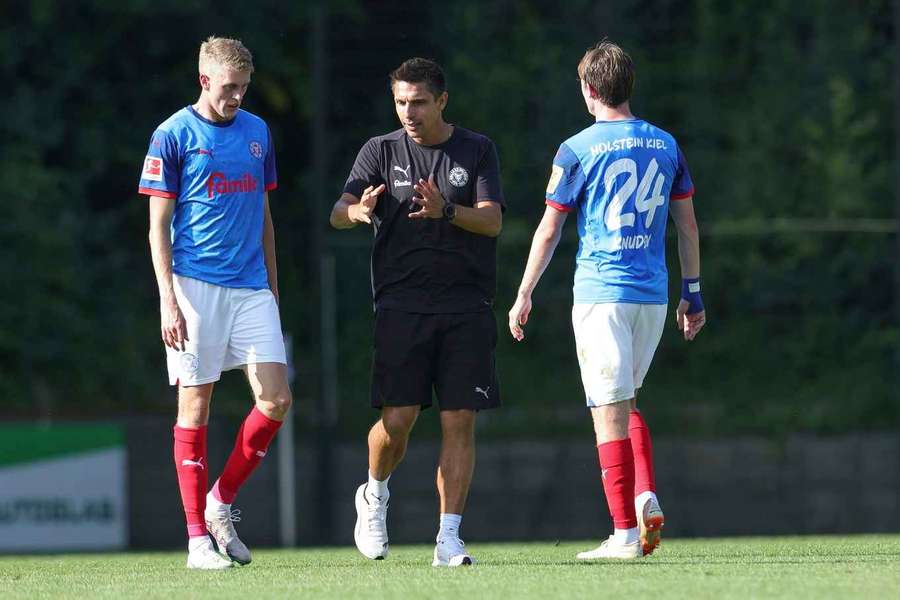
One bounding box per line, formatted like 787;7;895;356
198;36;254;75
577;40;634;107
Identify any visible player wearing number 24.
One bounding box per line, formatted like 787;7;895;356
508;40;706;560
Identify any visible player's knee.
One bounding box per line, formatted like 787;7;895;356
256;387;292;418
177;388;212;427
177;405;209;428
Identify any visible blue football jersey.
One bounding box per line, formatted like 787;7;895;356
545;119;694;304
138;106;277;289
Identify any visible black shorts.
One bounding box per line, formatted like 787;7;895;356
371;309;500;411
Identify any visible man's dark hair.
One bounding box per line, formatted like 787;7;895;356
578;40;634;107
390;58;446;98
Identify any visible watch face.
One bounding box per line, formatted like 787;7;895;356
444;202;456;220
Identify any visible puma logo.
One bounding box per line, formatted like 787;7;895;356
393;164;411;177
181;457;205;470
475;386;491;399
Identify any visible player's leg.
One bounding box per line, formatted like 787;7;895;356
356;309;433;560
630;304;667;555
431;310;500;567
174;383;229;569
572;303;642;560
166;276;233;569
207;287;289;565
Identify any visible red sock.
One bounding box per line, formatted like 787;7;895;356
597;439;637;529
629;409;656;495
212;407;282;504
173;425;208;538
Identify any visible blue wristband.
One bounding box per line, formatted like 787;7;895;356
681;278;704;315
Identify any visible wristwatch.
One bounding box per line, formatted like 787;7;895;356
442;201;457;222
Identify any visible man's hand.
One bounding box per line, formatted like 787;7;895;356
161;299;189;351
349;184;385;225
675;300;705;341
409;174;446;219
508;294;533;342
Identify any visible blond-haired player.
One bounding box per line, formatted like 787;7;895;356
139;36;292;569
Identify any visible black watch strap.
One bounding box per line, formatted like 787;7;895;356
442;201;457;221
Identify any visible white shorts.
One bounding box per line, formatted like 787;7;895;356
572;303;667;406
165;275;287;386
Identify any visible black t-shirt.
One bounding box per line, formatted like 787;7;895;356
343;126;505;313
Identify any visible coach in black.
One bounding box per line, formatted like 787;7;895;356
330;58;503;567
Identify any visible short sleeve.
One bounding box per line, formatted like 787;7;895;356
138;130;179;199
475;140;505;208
545;143;585;212
342;139;384;199
671;145;694;200
264;126;277;192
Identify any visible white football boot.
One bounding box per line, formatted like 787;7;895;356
432;536;475;567
186;536;234;570
354;483;389;560
205;498;252;565
576;536;643;560
637;496;665;556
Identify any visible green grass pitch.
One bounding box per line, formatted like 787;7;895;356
1;535;898;599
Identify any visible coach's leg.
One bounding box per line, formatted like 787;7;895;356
354;405;418;560
369;405;420;479
431;408;476;566
437;409;476;515
174;383;214;540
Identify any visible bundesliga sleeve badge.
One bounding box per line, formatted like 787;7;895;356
546;165;564;194
143;156;163;182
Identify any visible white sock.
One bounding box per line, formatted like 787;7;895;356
438;513;462;540
188;535;212;553
366;471;390;501
206;490;229;512
613;527;639;545
635;490;660;514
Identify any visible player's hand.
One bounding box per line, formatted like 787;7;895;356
349;184;385;225
409;174;446;219
508;294;533;341
161;299;189;351
675;299;705;341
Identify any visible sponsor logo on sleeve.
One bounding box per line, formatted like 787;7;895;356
546;165;564;194
142;156;163;182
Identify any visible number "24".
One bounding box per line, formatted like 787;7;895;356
603;157;666;231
